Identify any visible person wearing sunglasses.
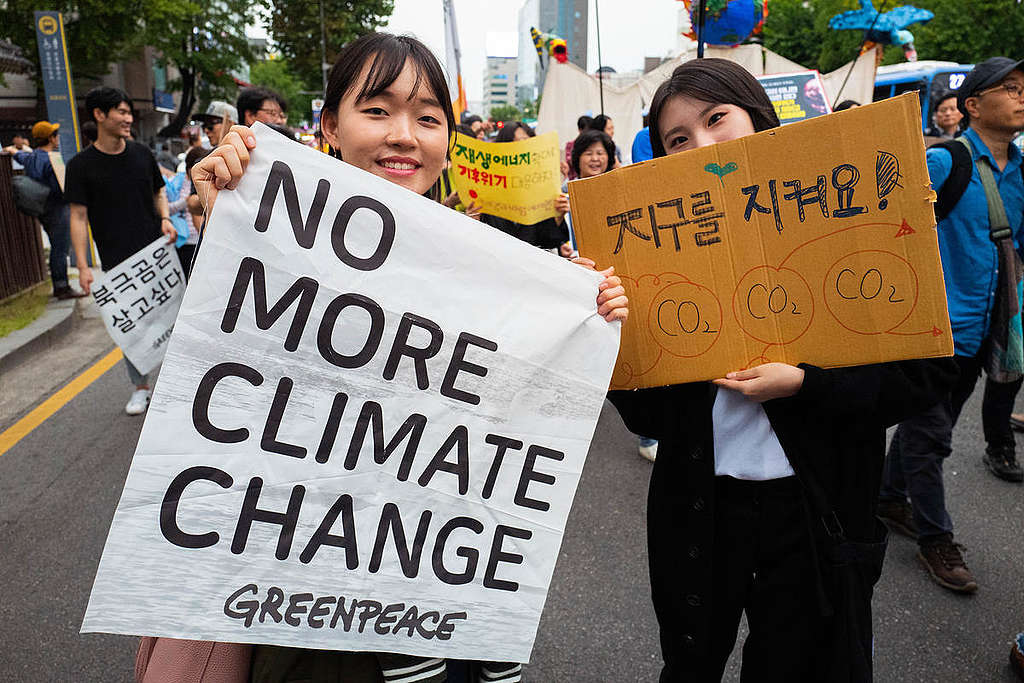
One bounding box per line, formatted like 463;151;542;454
880;57;1024;594
194;101;237;148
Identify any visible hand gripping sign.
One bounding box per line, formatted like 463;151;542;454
567;94;952;389
82;123;619;663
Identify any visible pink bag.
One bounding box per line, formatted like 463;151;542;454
135;637;251;683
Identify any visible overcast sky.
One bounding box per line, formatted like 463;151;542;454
383;0;685;105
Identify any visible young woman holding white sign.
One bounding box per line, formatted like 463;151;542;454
190;31;627;683
604;58;958;682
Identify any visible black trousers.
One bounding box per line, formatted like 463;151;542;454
665;477;829;682
882;348;1023;541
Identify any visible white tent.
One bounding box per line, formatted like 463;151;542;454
537;45;878;163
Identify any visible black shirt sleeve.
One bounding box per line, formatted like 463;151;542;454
63;154;88;206
147;146;166;193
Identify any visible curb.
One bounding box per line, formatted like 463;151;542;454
0;298;77;374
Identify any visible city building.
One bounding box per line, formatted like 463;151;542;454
517;0;588;106
483;56;517;119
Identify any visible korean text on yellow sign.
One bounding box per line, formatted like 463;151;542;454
451;131;561;224
567;94;953;389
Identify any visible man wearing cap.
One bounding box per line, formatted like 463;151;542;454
66;86;176;416
3;121;84;299
194;101;236;148
879;57;1024;593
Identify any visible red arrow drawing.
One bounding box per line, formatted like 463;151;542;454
887;326;943;337
894;219;915;238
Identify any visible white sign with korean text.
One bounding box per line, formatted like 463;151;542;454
92;237;184;375
82;123;620;663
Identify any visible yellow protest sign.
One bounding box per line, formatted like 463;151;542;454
451;131;561;224
567;93;953;389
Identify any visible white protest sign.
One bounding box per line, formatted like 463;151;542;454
91;237;185;374
82;123;620;663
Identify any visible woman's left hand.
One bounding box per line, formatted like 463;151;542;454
596;266;628;323
554;193;570;225
712;363;805;402
463;199;482;220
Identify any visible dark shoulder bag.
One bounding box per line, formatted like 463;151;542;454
12;174;50;217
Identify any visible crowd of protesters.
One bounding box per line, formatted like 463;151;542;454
4;30;1024;682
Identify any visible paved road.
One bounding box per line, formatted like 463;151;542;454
1;316;1021;681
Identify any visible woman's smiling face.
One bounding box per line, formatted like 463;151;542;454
322;57;449;195
579;141;609;178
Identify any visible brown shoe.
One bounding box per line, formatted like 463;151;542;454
877;499;918;539
1011;633;1024;681
1011;413;1024;433
917;536;978;593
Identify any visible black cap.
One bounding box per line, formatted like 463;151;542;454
957;57;1024;115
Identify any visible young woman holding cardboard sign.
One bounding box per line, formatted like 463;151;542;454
604;58;957;682
190;32;627;683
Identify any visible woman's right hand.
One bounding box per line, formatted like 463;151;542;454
192;125;257;213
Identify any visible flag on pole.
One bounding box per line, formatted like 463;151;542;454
443;0;468;118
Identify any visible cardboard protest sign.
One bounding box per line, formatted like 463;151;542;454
82;123;619;663
451;131;561;224
92;237;185;374
757;71;832;124
567;93;952;389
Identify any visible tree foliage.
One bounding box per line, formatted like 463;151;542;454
249;57;314;127
489;104;522;122
144;0;265;136
0;0;264;135
761;0;1024;74
0;0;143;100
262;0;394;93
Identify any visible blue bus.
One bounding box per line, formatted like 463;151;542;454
873;61;973;131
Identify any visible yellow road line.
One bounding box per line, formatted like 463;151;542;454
0;347;123;457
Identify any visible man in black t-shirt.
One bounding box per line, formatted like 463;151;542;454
67;86;176;416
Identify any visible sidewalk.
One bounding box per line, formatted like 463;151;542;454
0;295;78;374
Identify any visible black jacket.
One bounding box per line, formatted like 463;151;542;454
608;357;958;680
479;214;568;250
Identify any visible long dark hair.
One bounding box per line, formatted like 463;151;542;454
494;120;535;142
571;129;615;177
321;33;456;200
648;58;779;158
589;114;612;133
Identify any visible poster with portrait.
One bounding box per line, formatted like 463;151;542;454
757;71;832;125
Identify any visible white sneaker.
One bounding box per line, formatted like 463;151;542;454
125;388;151;415
638;442;658;462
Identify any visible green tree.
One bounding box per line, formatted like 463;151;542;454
489;104;522;122
144;0;267;137
262;0;393;94
0;0;143;112
0;0;266;135
762;0;1024;75
521;96;541;120
911;0;1024;65
249;57;314;127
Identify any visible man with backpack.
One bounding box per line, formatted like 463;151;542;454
878;57;1024;593
4;121;84;299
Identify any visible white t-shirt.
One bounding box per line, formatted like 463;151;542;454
712;387;795;480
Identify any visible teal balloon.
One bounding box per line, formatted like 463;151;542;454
690;0;765;46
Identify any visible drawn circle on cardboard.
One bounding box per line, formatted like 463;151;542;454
823;249;919;335
732;266;814;345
